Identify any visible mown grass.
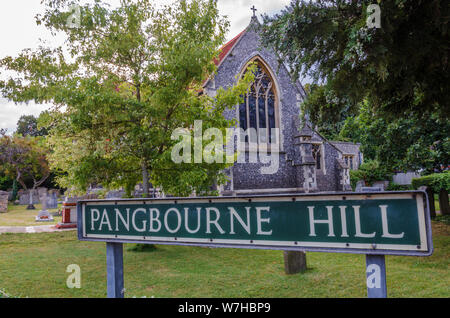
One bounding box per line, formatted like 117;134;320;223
0;204;62;227
0;221;448;298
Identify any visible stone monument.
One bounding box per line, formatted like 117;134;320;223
35;189;54;222
47;190;59;209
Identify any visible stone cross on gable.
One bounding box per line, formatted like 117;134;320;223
251;5;257;17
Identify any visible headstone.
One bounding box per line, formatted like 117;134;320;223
36;209;54;222
35;190;54;222
18;189;39;207
355;180;365;192
372;181;389;191
106;190;125;199
0;191;9;213
56;196;78;228
46;190;58;209
361;187;382;192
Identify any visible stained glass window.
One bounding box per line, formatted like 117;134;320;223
239;61;277;144
312;144;322;170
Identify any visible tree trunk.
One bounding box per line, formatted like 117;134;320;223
27;189;35;210
142;162;150;198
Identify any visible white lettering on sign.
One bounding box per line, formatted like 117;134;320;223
115;208;130;231
256;206;272;235
90;206;274;237
132;208;147;232
308;206;335;237
164;208;182;233
366;264;381;289
380;205;404;239
353;206;376;238
89;204;408;241
149;208;161;232
206;207;225;234
184;207;201;234
339;206;349;237
91;209;100;231
229;207;251;235
308;205;406;240
99;209;112;231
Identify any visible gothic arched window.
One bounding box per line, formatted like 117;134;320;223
239;60;278;144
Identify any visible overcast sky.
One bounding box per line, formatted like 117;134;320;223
0;0;291;133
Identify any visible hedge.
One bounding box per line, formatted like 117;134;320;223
411;171;450;193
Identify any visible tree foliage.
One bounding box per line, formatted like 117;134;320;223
339;100;449;174
0;131;51;191
0;0;255;196
411;171;450;192
302;83;356;140
261;1;449;173
16;114;48;137
261;0;449;120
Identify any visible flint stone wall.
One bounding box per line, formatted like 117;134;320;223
0;191;9;212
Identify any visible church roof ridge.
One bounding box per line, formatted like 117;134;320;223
214;29;247;67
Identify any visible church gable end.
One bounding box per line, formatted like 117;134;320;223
205;14;357;195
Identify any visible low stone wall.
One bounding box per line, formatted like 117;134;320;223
0;191;9;213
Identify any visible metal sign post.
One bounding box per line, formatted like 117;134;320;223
77;191;433;298
366;254;387;298
106;242;124;298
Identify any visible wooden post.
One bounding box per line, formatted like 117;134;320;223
366;255;387;298
438;189;449;215
283;251;307;274
106;242;124;298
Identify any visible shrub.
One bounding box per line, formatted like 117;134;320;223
411;171;450;193
386;183;413;191
350;160;393;190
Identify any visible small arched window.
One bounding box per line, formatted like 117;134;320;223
239;60;278;144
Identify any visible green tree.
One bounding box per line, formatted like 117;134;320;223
261;0;449;120
339;100;450;174
1;0;254;197
0;131;51;208
302;83;356;140
16;115;48;137
262;1;449;173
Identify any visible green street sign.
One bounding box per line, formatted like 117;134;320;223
77;191;433;256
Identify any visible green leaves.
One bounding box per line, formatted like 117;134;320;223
0;0;252;196
262;0;450;120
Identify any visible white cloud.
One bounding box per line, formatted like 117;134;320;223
0;0;292;133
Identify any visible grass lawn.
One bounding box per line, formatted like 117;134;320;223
0;220;448;298
0;204;62;227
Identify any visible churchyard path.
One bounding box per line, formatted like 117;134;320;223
0;225;76;234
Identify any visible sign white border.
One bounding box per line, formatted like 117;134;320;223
77;191;433;256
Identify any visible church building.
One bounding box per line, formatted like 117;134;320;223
202;13;362;196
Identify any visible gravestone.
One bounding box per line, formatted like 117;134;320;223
106;190;125;199
35;190;54;222
0;191;9;213
18;189;39;207
361;186;382;192
46;190;58;209
355;180;365;192
372;181;389;191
